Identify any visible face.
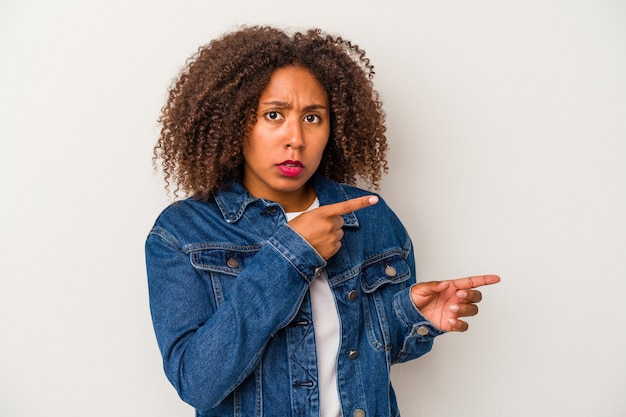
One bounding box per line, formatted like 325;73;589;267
242;65;330;211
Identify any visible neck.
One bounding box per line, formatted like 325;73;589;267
278;184;317;212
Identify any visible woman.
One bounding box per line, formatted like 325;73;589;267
146;25;500;417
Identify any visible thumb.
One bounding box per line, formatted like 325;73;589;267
413;281;450;296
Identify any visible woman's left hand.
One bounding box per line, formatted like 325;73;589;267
410;275;501;332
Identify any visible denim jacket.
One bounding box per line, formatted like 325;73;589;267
146;174;443;417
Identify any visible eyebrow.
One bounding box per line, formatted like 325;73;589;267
260;101;327;111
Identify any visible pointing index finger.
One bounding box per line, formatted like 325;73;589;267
321;195;379;217
450;275;501;290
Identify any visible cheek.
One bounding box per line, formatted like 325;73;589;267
319;141;329;156
241;135;259;166
242;129;262;152
317;135;330;155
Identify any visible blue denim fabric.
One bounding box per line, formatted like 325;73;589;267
146;174;444;417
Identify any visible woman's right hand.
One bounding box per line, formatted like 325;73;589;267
288;195;378;259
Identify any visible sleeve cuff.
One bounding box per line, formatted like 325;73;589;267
266;223;327;283
393;285;446;340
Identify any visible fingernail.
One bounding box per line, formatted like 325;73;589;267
368;196;379;204
449;304;459;312
448;318;457;326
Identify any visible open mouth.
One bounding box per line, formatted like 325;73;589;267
278;160;303;177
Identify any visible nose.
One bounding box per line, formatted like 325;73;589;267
286;120;305;150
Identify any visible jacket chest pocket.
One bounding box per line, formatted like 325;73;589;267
360;254;411;350
189;245;261;305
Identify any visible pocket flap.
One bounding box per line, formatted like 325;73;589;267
189;246;260;276
360;254;410;293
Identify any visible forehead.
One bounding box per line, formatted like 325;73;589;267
259;65;328;103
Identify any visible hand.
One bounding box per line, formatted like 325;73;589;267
411;275;501;332
288;195;379;259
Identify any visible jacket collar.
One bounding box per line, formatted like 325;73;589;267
213;174;359;227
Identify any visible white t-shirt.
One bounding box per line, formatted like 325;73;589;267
286;199;341;417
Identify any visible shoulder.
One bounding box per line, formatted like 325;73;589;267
152;197;217;226
329;182;405;233
147;197;221;243
314;175;382;205
335;183;413;259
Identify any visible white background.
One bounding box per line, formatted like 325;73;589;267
1;1;624;416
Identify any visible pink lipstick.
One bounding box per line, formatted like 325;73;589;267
277;160;303;177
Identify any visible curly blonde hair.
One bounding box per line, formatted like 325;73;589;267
155;25;388;199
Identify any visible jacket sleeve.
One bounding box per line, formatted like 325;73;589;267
145;222;326;410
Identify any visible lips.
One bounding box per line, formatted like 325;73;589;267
277;160;304;177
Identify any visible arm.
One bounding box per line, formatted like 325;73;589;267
388;241;446;364
146;223;325;410
389;257;500;363
370;200;500;363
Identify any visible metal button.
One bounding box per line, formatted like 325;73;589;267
348;290;358;302
385;265;397;277
353;409;365;417
226;258;239;269
314;267;323;278
348;350;359;360
416;326;429;336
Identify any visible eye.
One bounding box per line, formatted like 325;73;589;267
304;114;321;124
265;111;283;121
